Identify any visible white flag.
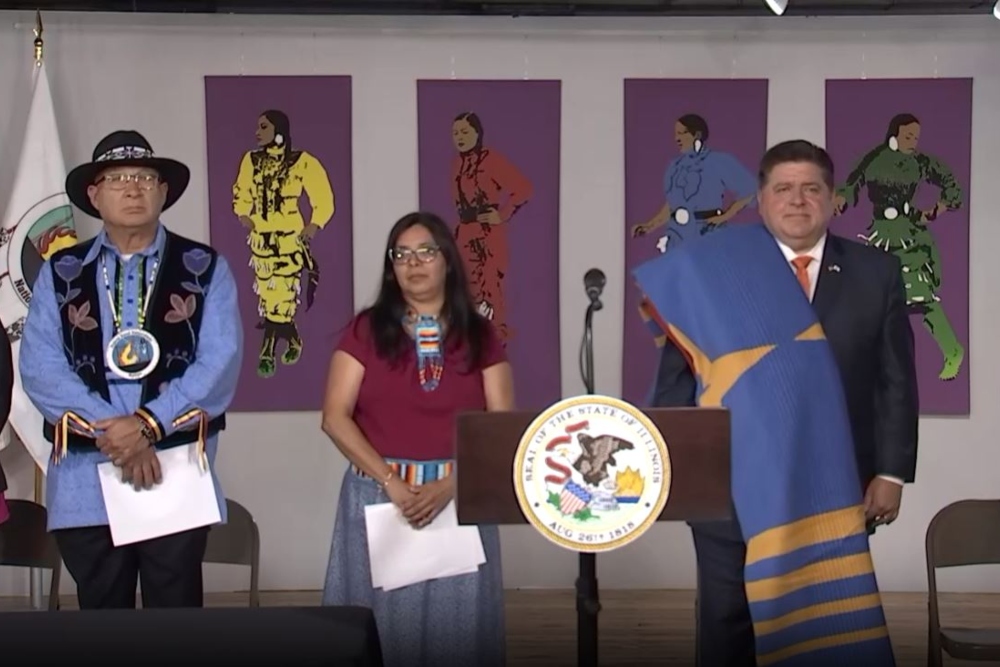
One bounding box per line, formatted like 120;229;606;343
0;61;79;472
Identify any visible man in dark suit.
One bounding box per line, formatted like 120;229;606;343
651;139;919;667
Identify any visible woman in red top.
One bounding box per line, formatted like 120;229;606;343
451;112;533;343
320;211;514;667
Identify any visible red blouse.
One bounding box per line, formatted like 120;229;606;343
451;148;533;223
336;313;507;461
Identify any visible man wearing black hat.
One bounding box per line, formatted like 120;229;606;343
18;130;243;609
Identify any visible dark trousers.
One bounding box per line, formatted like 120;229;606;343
690;515;757;667
54;525;209;610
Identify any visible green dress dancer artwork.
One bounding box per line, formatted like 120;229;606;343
834;113;964;381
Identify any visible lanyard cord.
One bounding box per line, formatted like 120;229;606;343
100;254;160;332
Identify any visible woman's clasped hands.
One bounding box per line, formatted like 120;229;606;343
384;475;455;529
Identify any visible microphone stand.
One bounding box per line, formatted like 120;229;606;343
576;291;602;667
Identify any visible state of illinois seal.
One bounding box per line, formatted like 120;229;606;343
513;395;671;553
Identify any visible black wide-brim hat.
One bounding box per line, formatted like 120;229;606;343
65;130;190;219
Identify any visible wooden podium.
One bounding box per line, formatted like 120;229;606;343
455;406;731;667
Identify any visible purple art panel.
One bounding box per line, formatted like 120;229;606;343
825;78;972;415
205;75;354;412
417;79;561;411
622;79;768;406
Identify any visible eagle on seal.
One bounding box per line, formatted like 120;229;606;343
572;433;635;486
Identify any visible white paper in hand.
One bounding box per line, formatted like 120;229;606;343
365;500;486;591
98;443;221;546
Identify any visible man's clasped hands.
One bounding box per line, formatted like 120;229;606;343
92;415;161;491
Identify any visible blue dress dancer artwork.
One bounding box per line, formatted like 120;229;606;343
632;114;757;253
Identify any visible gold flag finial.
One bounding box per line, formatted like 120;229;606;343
33;10;43;65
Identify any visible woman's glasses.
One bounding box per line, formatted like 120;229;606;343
389;245;440;264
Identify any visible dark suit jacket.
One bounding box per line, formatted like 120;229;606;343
0;323;13;495
651;231;919;487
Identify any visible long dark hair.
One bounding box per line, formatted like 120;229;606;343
363;211;489;370
885;113;920;142
262;109;292;151
454;111;484;152
254;109;301;221
677;113;710;142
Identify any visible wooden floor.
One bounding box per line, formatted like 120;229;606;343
2;589;998;665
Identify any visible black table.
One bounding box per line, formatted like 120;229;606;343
0;605;383;666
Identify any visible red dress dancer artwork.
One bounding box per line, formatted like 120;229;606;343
450;112;532;343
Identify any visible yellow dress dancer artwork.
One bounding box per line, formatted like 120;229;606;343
232;109;335;378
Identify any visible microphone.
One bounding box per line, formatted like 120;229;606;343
579;269;605;396
584;268;606;304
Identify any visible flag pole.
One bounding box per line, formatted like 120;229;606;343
29;9;46;612
33;10;43;66
32;463;44;608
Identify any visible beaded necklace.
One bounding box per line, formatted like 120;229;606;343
407;311;444;392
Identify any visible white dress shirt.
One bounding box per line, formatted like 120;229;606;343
775;234;825;301
774;234;903;488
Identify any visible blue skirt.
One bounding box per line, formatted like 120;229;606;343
321;465;506;667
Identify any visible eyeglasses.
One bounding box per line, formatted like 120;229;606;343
97;173;160;191
388;245;440;264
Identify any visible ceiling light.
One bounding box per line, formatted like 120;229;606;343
993;1;999;20
764;0;788;15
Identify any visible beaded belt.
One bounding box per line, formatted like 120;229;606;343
351;458;453;487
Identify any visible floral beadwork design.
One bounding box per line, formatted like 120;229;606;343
53;255;98;373
164;248;211;368
181;248;212;294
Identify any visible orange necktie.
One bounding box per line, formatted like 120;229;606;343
792;256;813;296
